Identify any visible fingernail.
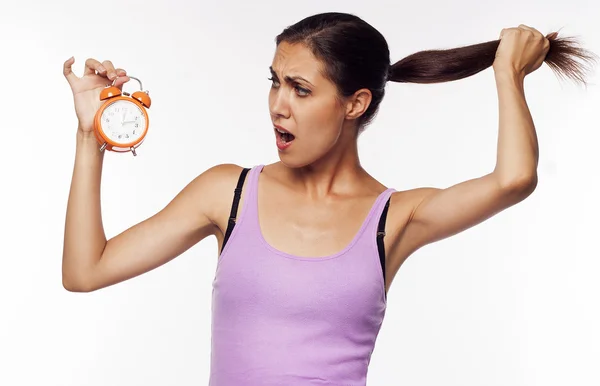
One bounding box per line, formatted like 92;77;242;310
97;65;106;73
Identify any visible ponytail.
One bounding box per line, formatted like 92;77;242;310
388;32;597;85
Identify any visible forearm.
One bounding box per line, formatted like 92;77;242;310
492;70;539;188
62;130;107;288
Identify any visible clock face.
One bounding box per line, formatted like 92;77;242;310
99;100;147;145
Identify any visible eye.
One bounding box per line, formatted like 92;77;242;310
268;77;280;88
294;85;311;97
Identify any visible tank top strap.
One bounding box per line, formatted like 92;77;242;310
361;188;396;239
240;164;265;221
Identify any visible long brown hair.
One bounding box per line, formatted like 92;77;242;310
277;13;597;127
389;33;597;85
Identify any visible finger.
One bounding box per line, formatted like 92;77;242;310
499;27;518;39
111;68;129;89
63;56;78;86
115;68;127;77
113;75;131;88
519;24;544;39
102;60;118;80
84;58;105;76
517;25;535;35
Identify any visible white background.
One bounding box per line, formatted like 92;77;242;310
1;0;598;385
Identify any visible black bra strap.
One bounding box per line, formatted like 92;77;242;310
221;167;251;253
376;198;391;298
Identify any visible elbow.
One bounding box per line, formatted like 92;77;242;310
62;278;87;293
62;271;94;293
498;173;538;201
62;281;85;293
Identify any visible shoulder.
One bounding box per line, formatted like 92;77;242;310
385;187;440;240
378;188;441;267
389;187;438;213
197;163;250;187
181;163;253;229
185;163;251;203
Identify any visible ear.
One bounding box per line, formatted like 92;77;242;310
345;88;372;121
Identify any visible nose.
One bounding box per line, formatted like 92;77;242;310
269;87;290;120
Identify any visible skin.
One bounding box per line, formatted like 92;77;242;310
62;24;548;294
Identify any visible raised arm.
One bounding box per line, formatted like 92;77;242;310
398;25;548;250
61;57;227;292
62;137;224;292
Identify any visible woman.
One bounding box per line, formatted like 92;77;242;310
61;12;594;386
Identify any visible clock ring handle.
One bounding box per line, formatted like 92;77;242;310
111;75;146;93
110;75;151;108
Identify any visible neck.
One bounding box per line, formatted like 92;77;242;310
281;124;365;199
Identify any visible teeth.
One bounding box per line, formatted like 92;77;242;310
276;128;286;134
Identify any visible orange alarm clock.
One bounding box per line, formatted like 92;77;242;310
93;76;151;156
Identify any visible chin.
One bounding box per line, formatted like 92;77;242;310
277;148;326;169
277;155;309;169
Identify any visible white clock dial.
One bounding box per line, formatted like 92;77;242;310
100;100;147;144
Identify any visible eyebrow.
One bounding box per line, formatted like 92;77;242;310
269;66;314;87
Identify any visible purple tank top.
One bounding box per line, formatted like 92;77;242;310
210;165;395;385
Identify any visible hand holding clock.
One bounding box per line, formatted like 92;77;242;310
63;57;130;133
63;57;151;155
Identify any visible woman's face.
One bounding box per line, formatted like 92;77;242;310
268;42;351;168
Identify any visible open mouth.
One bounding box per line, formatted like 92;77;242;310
275;127;295;144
